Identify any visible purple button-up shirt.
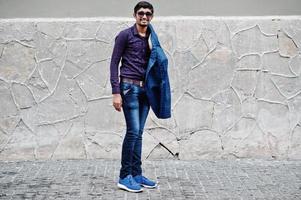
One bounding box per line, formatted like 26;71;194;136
110;24;151;94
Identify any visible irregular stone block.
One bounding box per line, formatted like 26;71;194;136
85;98;124;133
190;36;209;63
145;111;177;133
0;80;18;119
0;120;36;160
242;97;258;118
288;93;301;128
0;22;35;43
171;50;198;101
236;54;261;69
44;38;67;61
63;21;99;39
39;60;62;92
42;39;66;67
257;101;290;158
25;67;50;102
145;143;175;159
165;140;180;158
216;21;232;48
19;104;39;133
255;72;287;103
290;54;301;76
278;31;298;57
33;30;53;54
0;44;4;57
232;25;278;57
68;78;88;113
262;52;294;75
211;89;242;133
221;118;271;159
201;28;218;51
141;131;158;160
35;21;65;39
271;75;301;98
96;21;130;42
0;129;9;149
51;121;86;159
189;46;235;99
197;20;231;48
64;59;84;79
174;94;214;135
151;22;176;53
288;125;301;159
11;82;36;109
258;19;280;35
179;130;222;159
36;76;83;124
226;20;258;35
75;60;110;100
0;42;35;83
231;71;259;101
147;127;177;148
84;131;122;159
35;124;62;159
174;20;203;51
33;31;62;63
0;116;20;136
66;40;110;69
280;19;301;48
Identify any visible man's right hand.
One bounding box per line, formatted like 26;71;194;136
112;94;122;112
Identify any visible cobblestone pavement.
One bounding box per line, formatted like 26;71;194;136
0;159;300;200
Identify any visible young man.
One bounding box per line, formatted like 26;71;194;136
110;1;157;193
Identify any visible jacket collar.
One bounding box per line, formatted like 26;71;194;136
148;24;160;47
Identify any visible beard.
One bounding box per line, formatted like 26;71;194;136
138;23;148;27
137;19;149;27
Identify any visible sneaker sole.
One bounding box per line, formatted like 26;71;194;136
141;183;158;189
117;183;143;193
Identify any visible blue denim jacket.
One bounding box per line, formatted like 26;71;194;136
145;24;171;119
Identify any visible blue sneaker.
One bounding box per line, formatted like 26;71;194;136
133;175;158;188
117;175;143;192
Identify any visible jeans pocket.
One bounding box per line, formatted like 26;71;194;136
120;82;132;95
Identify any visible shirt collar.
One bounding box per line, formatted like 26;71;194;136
132;24;139;36
132;24;150;37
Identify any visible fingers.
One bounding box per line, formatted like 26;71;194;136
112;94;122;112
113;103;122;112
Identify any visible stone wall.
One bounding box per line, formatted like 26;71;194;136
0;17;300;161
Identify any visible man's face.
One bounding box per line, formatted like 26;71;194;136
134;8;153;27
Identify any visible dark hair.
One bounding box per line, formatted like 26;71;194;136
134;1;154;14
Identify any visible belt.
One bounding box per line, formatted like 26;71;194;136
121;77;144;87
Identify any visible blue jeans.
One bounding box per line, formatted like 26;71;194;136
119;81;150;179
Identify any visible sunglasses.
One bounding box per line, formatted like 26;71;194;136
137;11;153;17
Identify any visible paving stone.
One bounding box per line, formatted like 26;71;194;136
0;159;300;199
